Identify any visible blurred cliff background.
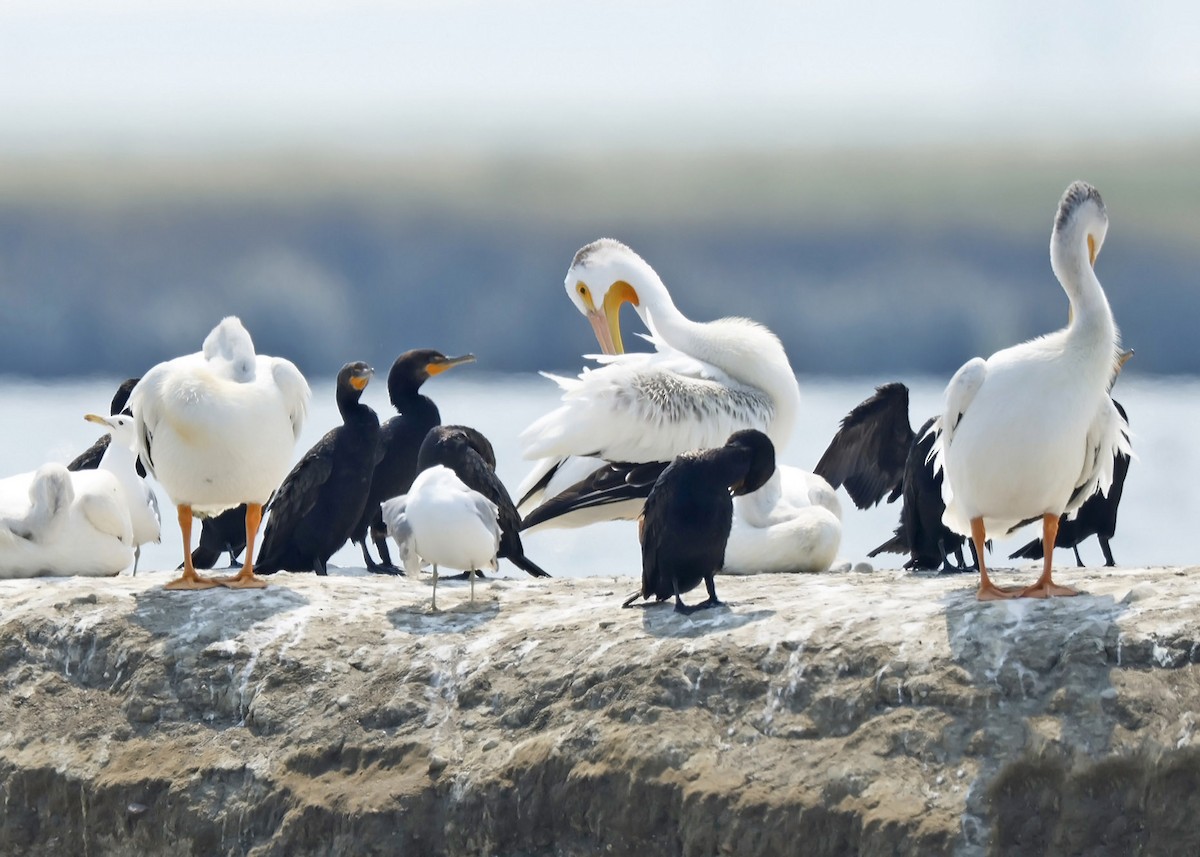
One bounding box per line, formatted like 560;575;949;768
1;1;1197;380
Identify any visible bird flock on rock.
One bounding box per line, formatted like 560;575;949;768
0;181;1133;609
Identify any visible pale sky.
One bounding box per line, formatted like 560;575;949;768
2;0;1198;154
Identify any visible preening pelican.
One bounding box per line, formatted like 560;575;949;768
382;464;500;610
255;362;380;576
352;349;476;573
623;430;776;613
83;413;161;574
131;316;311;590
518;238;840;573
0;463;133;578
931;181;1128;600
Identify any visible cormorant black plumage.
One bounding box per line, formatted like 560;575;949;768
68;378;142;474
815;383;972;572
352;349;474;573
623;429;776;613
1009;399;1131;567
416;425;551;578
255;362;380;576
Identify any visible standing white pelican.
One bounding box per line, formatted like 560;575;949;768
0;463;133;578
382;464;500;610
518;238;840;574
932;181;1128;601
84;413;161;574
130;316;310;590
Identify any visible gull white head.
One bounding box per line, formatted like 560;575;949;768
84;413;138;453
564;238;672;355
1050;181;1108;285
202;316;257;382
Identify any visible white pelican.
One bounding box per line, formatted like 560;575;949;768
84;413;161;574
0;463;133;578
130;316;311;590
932;181;1128;600
382;464;500;610
518;238;841;573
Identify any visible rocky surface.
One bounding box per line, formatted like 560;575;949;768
2;564;1200;856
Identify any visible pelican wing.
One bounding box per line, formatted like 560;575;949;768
1066;395;1132;514
520;351;774;464
520;460;667;530
929;357;987;488
270;358;311;441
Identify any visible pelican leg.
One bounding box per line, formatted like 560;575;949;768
220;503;268;589
1020;514;1080;598
164;505;221;590
973;517;1019;601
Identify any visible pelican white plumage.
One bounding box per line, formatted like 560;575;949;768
382;464;500;610
0;463;133;578
517;238;841;573
130;316;310;590
932;181;1128;600
84;413;161;574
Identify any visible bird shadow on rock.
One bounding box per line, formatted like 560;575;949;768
634;604;776;638
941;581;1132;855
386;599;501;635
130;584;311;648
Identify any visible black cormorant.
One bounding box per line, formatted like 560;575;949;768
623;429;775;613
814;383;973;572
352;349;475;573
255;362;380;576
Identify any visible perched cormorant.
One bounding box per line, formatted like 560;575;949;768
68;378;143;475
256;362;380;576
417;425;551;579
130;316;311;590
382;464;500;610
932;182;1127;600
352;349;475;573
623;429;776;613
814;383;973;572
1009;399;1131;567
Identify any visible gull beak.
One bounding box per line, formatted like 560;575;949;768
84;413;112;428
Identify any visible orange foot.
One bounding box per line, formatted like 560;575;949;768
215;566;269;590
976;582;1022;601
164;574;222;591
1019;580;1080;598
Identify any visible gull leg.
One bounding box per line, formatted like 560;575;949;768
431;564;439;612
469;569;475;603
1020;514;1080;598
220;503;268;589
973;517;1019;601
164;505;220;590
133;544;141;577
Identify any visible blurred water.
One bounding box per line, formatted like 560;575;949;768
0;373;1193;579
